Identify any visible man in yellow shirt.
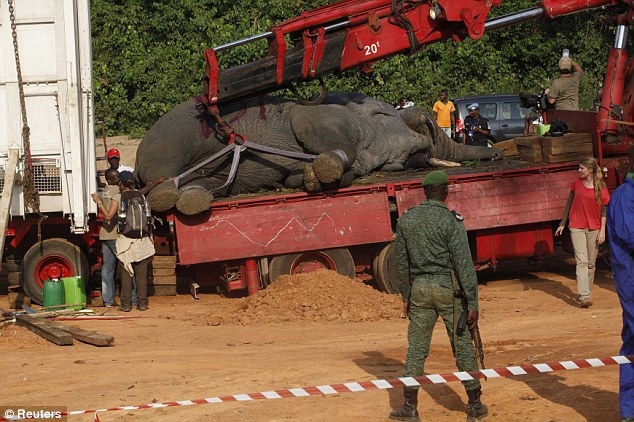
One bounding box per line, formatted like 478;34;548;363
433;90;456;140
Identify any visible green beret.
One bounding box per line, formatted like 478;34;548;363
422;170;449;186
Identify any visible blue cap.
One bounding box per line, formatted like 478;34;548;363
467;103;479;110
118;170;134;183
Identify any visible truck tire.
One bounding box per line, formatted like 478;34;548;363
373;243;399;294
267;248;355;284
21;239;89;305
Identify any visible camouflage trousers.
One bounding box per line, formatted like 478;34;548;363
404;278;481;391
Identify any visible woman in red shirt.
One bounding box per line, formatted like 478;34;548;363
555;157;610;308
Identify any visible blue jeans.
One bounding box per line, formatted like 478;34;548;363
101;240;117;305
132;276;137;306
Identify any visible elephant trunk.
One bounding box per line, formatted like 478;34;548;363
433;139;504;162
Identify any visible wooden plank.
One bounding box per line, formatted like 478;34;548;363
540;133;592;147
152;268;176;277
149;284;177;296
518;145;542;162
495;140;519;156
153;255;176;262
15;314;74;346
543;142;593;155
149;275;177;285
46;320;114;347
151;256;176;269
514;136;543;147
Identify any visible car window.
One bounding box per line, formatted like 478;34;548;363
502;101;526;120
480;103;497;120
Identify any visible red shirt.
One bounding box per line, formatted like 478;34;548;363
569;178;610;230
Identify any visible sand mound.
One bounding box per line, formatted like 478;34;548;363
208;269;402;325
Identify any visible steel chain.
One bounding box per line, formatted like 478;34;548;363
8;0;40;216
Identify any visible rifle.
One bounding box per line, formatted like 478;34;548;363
471;321;486;370
454;285;486;371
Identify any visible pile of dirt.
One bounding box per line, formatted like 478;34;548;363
207;269;402;325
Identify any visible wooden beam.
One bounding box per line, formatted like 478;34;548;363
45;320;114;347
15;314;73;346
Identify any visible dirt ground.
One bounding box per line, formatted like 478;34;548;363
0;251;623;422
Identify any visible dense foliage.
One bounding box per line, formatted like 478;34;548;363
91;0;622;137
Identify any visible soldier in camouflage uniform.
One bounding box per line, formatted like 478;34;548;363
389;170;488;422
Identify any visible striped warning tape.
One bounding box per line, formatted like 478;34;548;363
2;355;631;420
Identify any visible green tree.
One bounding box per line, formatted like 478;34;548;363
91;0;623;136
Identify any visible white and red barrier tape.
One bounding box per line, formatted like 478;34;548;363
2;355;632;420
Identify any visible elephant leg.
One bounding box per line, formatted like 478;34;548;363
284;168;305;189
175;186;214;216
147;180;181;212
303;163;322;192
312;150;349;184
304;164;355;192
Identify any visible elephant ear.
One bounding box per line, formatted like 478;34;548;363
398;107;436;139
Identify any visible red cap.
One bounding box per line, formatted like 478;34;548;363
107;148;120;159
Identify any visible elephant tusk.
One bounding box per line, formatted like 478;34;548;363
428;157;461;168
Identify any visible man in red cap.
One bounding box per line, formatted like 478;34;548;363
98;148;134;188
107;148;134;174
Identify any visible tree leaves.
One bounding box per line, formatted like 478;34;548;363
91;0;622;136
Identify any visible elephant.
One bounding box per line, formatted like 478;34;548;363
135;92;502;215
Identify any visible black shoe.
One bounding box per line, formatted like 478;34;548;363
388;402;419;421
467;402;488;421
467;388;488;421
137;304;148;311
117;305;132;312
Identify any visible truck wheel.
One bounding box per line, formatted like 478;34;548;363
21;239;89;305
373;243;399;294
268;248;355;284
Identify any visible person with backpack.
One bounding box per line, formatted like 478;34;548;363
116;171;155;312
91;168;121;307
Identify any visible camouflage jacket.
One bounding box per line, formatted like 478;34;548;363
395;199;479;310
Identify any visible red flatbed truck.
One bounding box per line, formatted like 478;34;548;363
166;159;577;295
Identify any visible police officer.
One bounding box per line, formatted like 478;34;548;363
390;170;487;422
463;103;492;147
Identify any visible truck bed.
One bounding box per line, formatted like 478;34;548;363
174;158;577;265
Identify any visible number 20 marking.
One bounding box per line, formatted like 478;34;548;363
364;42;380;55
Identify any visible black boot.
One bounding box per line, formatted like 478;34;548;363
137;298;148;311
389;388;419;421
466;387;488;421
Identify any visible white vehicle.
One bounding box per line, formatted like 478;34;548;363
1;0;96;304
